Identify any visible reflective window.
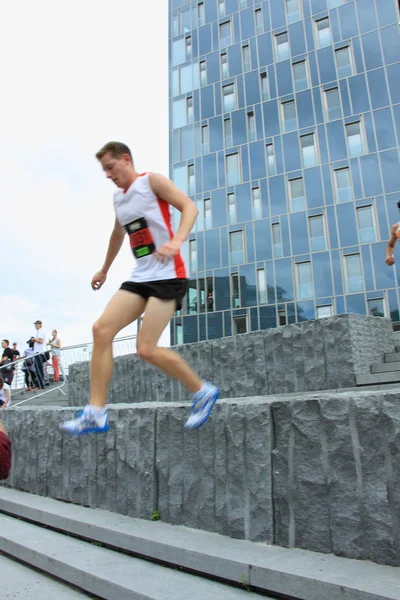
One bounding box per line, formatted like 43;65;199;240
176;323;183;344
204;198;212;229
266;143;276;176
334;168;353;202
293;60;308;91
247;111;256;142
200;61;207;86
221;53;228;79
187;96;193;124
185;36;192;60
201;125;209;153
172;67;180;96
272;223;283;257
220;21;231;46
218;0;226;18
180;6;191;34
206;277;214;312
328;0;343;7
309;215;326;251
172;12;179;37
173;165;188;194
255;8;263;34
239;0;247;8
300;134;317;168
233;316;248;334
260;72;269;101
356;206;376;243
296;262;313;299
224;118;232;146
189;240;197;273
346;122;364;158
278;308;287;325
316;18;331;48
282;100;297;132
231;273;240;307
257;268;267;304
316;305;333;318
188;164;195;196
345;254;363;293
335;46;353;78
173;98;186;128
252;187;262;219
223;83;236;112
242;45;251;72
180;64;193;94
367;298;385;317
275;32;289;61
325;88;342;121
228;192;237;224
286;0;300;24
198;2;205;27
289;177;306;212
230;231;244;264
226;153;240;185
187;281;197;314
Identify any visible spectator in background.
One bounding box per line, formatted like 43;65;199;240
22;337;38;390
0;420;11;480
0;340;14;386
32;320;47;390
0;376;11;409
47;330;61;382
12;343;20;362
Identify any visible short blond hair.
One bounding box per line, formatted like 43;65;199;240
95;142;132;162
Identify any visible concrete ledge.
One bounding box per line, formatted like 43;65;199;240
67;314;394;404
0;488;399;600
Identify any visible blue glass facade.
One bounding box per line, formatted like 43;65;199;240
169;0;400;345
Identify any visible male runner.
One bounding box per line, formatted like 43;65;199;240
60;142;219;435
385;200;400;265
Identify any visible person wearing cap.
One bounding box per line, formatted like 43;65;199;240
32;320;47;390
385;200;400;265
22;337;38;390
0;420;11;480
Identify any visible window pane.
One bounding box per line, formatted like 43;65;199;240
272;223;282;257
336;47;352;78
201;125;209;152
325;88;342;121
309;216;326;251
260;73;269;101
200;61;207;86
226;153;240;185
276;33;289;61
293;61;308;91
367;298;384;317
283;101;296;132
230;232;244;264
232;273;240;307
297;262;313;299
187;97;193;124
220;21;231;46
346;122;364;157
204;199;212;229
188;164;195;195
255;8;263;34
286;0;300;23
317;18;331;48
243;45;251;72
266;144;276;175
180;6;191;34
233;316;247;334
327;0;343;7
228;192;237;224
252;187;261;219
301;134;317;167
173;98;186;129
345;254;364;293
180;64;193;94
247;111;256;142
189;240;197;273
185;36;192;60
357;206;376;243
290;178;305;212
335;168;353;202
221;53;228;79
316;305;332;318
218;0;226;17
257;269;267;304
198;2;205;27
223;84;235;112
224;118;232;146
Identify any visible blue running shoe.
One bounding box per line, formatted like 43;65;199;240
184;383;220;430
59;405;109;436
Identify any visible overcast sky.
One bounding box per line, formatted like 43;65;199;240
0;0;169;349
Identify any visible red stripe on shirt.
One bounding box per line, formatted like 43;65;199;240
0;431;11;480
157;198;187;279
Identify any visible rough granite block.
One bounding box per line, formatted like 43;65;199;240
226;402;247;539
155;405;171;522
213;403;229;536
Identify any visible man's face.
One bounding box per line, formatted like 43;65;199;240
100;152;132;190
1;341;6;349
35;323;41;330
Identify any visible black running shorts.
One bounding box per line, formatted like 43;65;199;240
120;278;188;311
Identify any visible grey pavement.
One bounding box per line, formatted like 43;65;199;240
0;552;93;599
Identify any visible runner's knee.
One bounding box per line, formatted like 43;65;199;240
92;320;114;345
137;339;157;362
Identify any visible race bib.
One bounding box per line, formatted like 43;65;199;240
125;217;156;259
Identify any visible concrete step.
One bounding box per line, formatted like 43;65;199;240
357;371;400;386
392;331;400;342
0;488;398;600
0;553;90;599
371;362;400;374
0;513;265;600
384;352;400;363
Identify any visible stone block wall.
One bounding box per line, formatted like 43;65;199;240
2;388;400;566
68;314;394;405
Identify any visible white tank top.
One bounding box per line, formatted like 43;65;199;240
113;173;187;283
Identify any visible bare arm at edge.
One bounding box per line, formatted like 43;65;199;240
91;218;125;291
386;224;398;266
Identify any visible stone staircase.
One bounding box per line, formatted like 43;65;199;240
357;330;400;386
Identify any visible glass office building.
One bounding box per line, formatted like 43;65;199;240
168;0;400;345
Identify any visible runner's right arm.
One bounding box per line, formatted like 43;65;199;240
385;224;397;266
92;218;125;291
